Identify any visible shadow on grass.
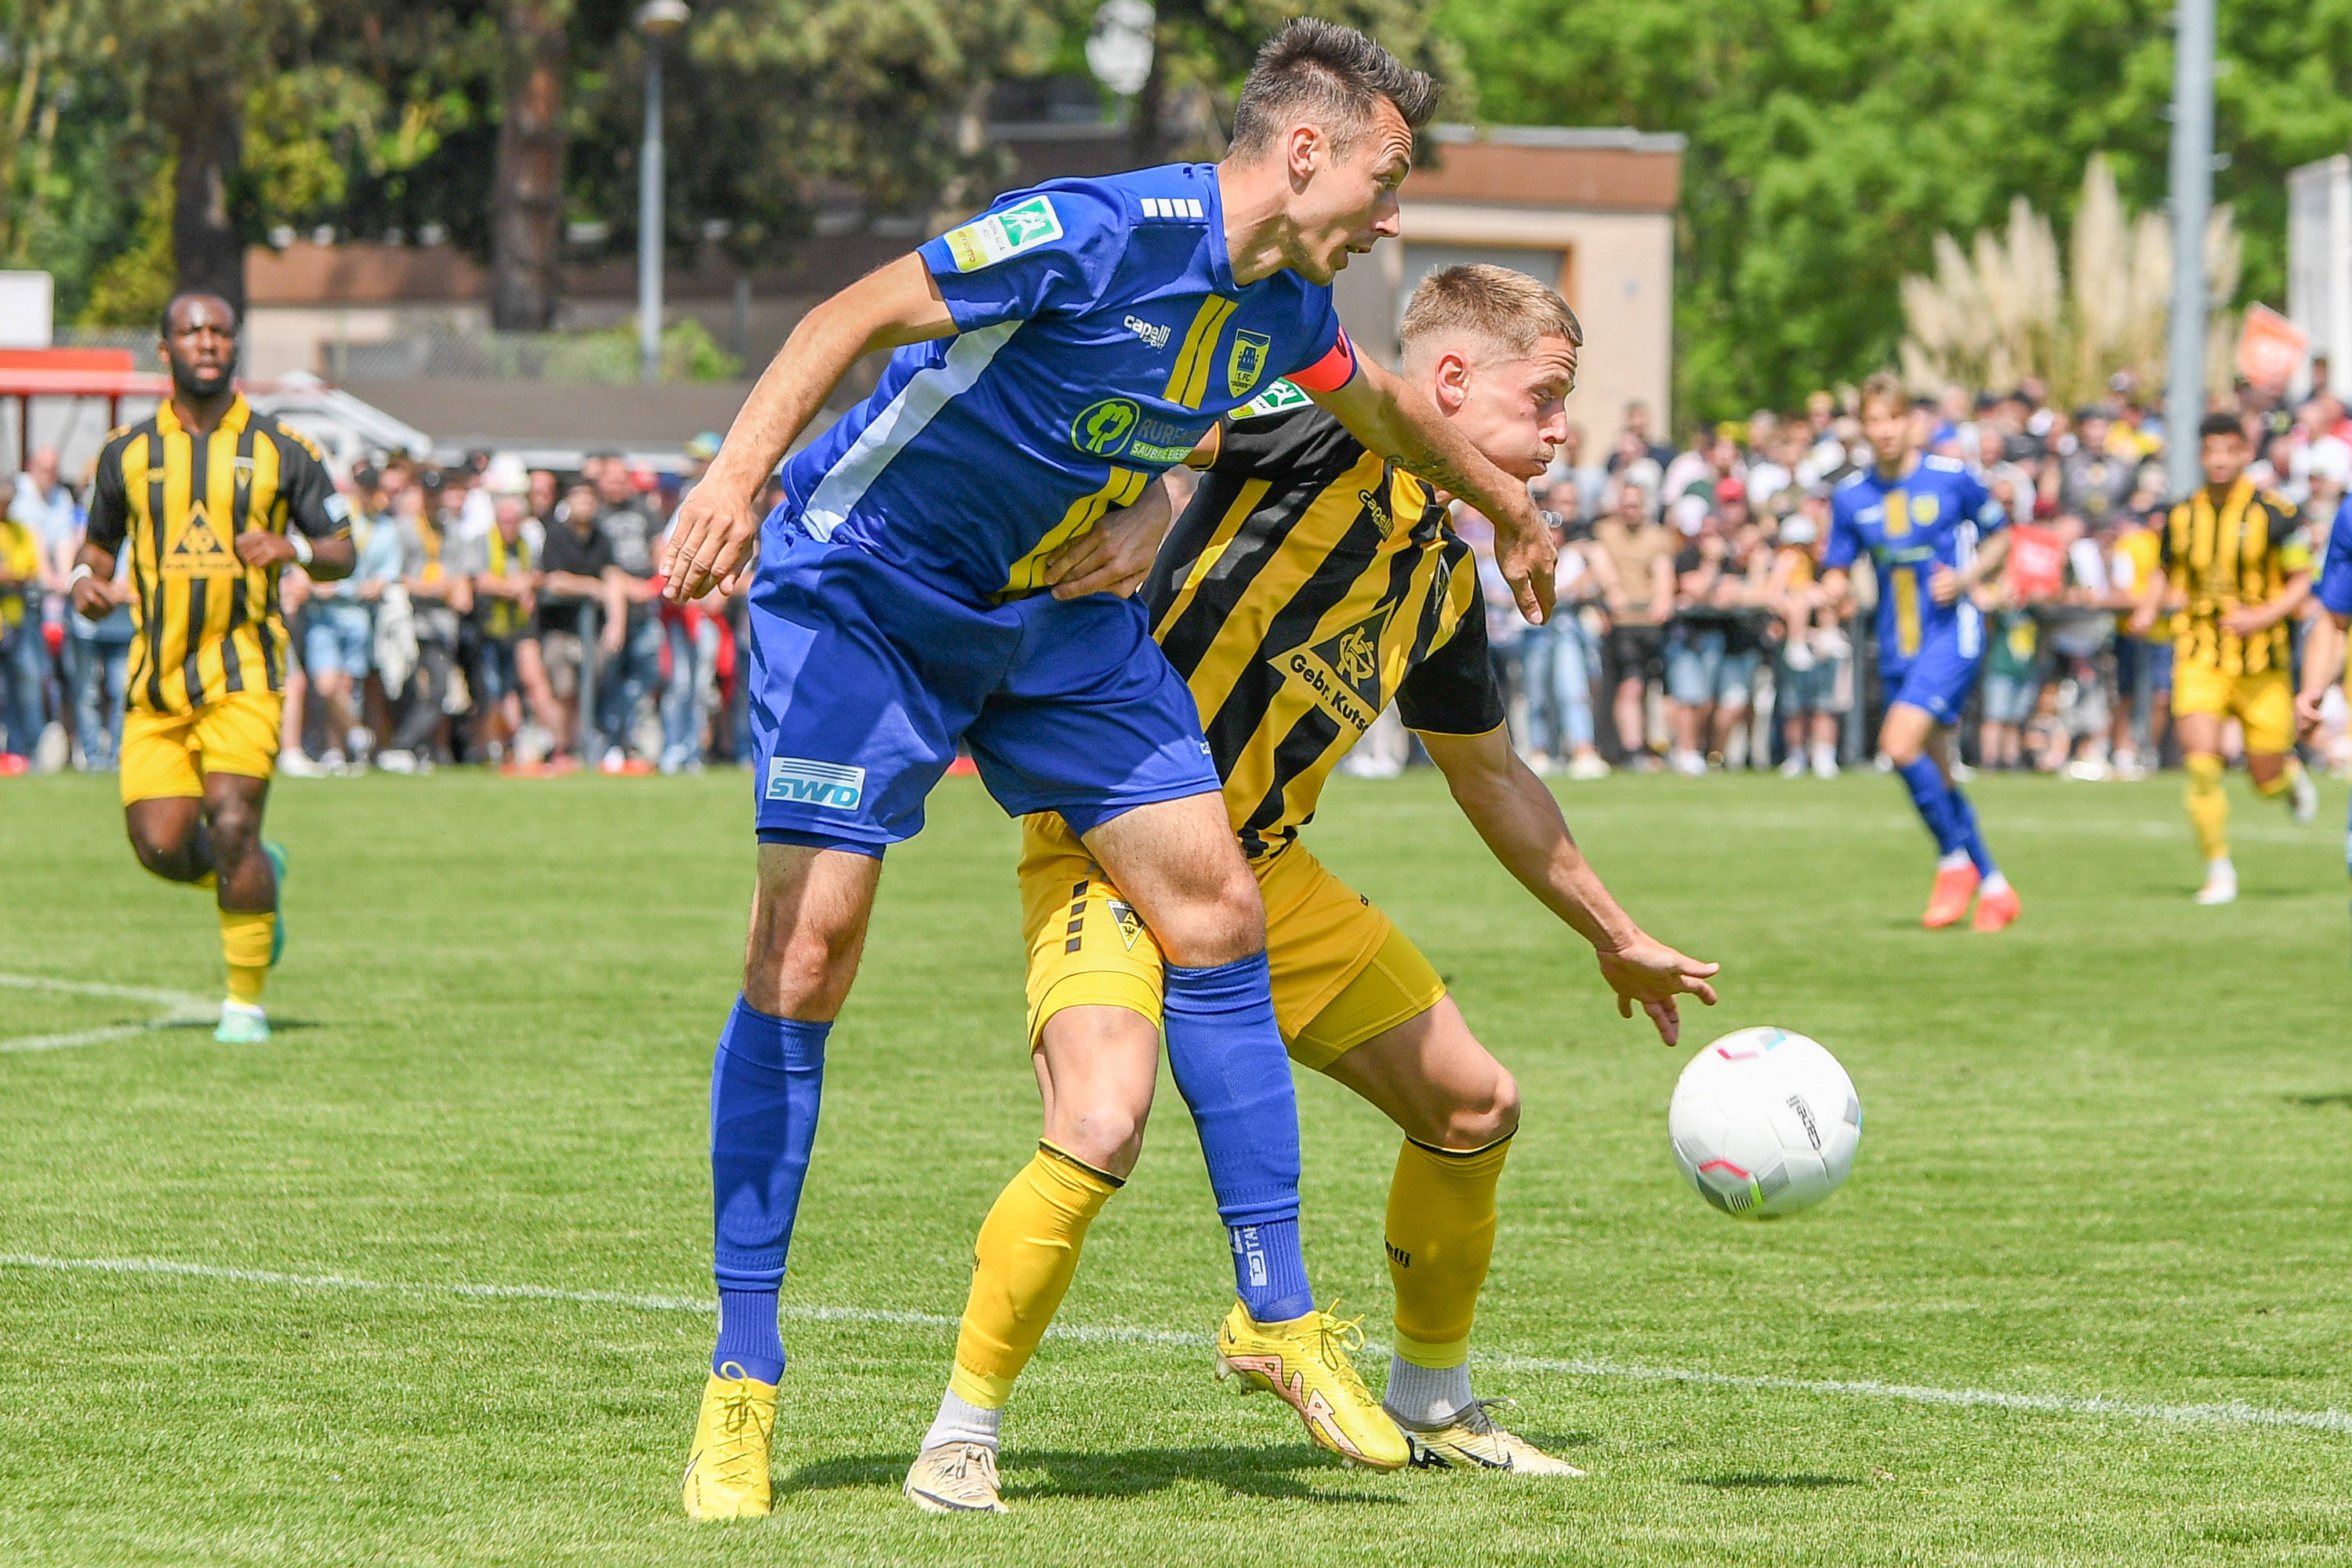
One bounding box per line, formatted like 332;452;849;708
783;1444;1406;1506
153;1017;327;1034
1685;1472;1860;1490
2287;1092;2352;1109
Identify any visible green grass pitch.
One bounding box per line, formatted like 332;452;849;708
2;765;2349;1565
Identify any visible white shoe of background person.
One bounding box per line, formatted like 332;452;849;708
1670;750;1708;778
2290;764;2319;826
1810;743;1840;780
1779;750;1806;779
1566;750;1611;781
278;750;328;779
375;749;418;775
2194;858;2238;906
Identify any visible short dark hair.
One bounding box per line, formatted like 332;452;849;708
1229;18;1439;160
159;292;240;338
2199;412;2246;441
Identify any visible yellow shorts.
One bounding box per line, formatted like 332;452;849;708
1018;813;1447;1073
120;691;284;805
2172;661;2295;755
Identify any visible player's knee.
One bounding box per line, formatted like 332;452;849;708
1152;862;1266;968
1056;1098;1150;1178
207;797;261;853
1439;1064;1520;1149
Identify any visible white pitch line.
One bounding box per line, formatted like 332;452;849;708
0;972;216;1054
4;1252;2344;1436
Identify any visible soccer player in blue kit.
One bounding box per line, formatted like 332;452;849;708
2296;497;2352;891
1818;374;2023;932
657;20;1563;1517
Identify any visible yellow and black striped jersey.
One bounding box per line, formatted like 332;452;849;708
85;396;348;716
2158;477;2311;676
1142;394;1503;862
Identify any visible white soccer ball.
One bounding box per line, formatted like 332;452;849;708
1667;1027;1861;1219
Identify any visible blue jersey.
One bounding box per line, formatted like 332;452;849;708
2321;498;2352;621
1827;455;2006;670
772;164;1349;606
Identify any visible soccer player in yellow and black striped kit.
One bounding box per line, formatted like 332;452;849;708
2129;412;2317;904
72;293;355;1041
906;265;1718;1507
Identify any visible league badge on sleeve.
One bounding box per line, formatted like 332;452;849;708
943;195;1065;273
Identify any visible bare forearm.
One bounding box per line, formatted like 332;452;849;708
1446;749;1642;952
306;535;357;582
2302;615;2347;702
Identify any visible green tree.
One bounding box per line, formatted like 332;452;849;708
1440;0;2352;423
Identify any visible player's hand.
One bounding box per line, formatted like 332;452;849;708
1928;564;1963;605
1594;933;1720;1047
662;482;762;603
2220;604;2269;638
2296;685;2328;740
1044;482;1173;600
2126;603;2156;637
234;532;298;569
1494;500;1558;626
71;575;118;621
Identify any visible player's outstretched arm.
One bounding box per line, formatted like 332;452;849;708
1309;356;1556;625
663;254;960;603
1419;724;1719;1045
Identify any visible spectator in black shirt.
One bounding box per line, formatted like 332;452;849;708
538;481;624;758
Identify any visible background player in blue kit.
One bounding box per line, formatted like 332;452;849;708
2296;499;2352;890
657;20;1563;1518
1819;373;2022;932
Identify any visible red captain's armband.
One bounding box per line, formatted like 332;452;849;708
1287;328;1359;394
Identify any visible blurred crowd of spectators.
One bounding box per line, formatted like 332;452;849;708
0;433;772;778
2;371;2347;785
1358;374;2352;784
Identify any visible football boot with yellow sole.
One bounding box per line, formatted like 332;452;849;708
1213;1300;1408;1470
681;1363;778;1519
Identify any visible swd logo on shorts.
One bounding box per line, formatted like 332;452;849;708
765;757;866;809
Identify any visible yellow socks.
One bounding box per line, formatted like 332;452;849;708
1385;1133;1512;1370
2184;754;2229;863
949;1142;1121;1409
2252;758;2303;800
220;909;274;1004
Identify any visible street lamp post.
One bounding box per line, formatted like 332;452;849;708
2165;0;2216;499
636;0;691;387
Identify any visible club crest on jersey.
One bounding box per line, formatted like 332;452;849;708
1272;604;1393;734
942;194;1064;274
1107;898;1145;950
1227;330;1272;397
164;503;234;575
1072;397;1142;457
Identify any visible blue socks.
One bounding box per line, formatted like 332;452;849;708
709;996;828;1383
1160;952;1314;1323
1896;756;1969;858
1230;1217;1314;1324
1947;784;1999;877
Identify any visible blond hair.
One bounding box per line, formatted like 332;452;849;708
1399;264;1582;365
1858;371;1908;418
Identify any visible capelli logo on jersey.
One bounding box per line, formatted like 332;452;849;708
1123;315;1171;350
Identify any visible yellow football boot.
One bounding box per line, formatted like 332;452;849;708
1214;1300;1409;1470
1400;1399;1585;1476
681;1363;778;1519
903;1442;1009;1515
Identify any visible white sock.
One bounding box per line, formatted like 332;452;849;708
923;1388;1002;1453
1980;871;2010;897
221;999;267;1020
1383;1356;1474;1428
1936;849;1972;873
2206;857;2236;881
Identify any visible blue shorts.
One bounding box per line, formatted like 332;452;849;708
1980;671;2040;727
747;529;1219;854
477;637;525;703
304;607;372;678
1882;626;1984;728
